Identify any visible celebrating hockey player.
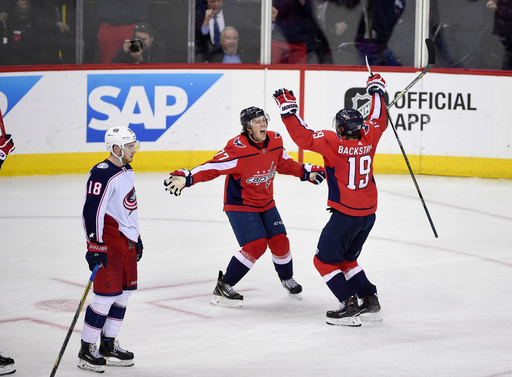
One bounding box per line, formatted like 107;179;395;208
273;73;387;326
164;106;326;307
79;127;143;372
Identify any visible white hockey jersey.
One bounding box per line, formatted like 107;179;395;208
82;159;140;244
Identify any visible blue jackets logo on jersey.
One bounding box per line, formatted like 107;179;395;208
87;73;223;143
124;187;137;211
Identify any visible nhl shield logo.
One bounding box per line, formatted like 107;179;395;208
345;88;389;119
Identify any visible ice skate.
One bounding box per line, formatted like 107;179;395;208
281;277;302;300
77;341;106;373
0;353;15;376
326;295;361;327
99;334;134;367
211;270;243;307
359;293;382;322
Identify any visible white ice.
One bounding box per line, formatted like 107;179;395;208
1;172;511;377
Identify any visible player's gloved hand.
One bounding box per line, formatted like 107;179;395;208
136;237;143;262
164;169;193;196
301;163;326;185
86;242;108;271
273;88;298;117
0;134;15;168
366;73;386;95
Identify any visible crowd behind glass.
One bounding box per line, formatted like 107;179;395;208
0;0;510;70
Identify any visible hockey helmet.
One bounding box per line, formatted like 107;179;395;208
240;106;269;128
105;127;139;155
333;108;363;137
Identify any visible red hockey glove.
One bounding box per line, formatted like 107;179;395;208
86;242;108;271
273;88;298;117
366;74;386;96
164;169;193;196
301;163;326;185
136;237;143;262
0;134;15;169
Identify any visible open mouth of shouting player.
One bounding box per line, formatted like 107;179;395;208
247;115;267;143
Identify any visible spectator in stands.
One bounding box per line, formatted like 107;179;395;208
486;0;512;70
111;21;167;63
272;0;312;64
207;26;254;63
96;0;147;64
354;0;405;66
195;0;259;63
0;0;54;65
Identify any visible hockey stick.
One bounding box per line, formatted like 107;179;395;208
386;38;435;110
49;263;101;377
365;40;438;238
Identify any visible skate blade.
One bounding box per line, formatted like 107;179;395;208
0;364;16;375
288;292;302;300
210;295;243;308
326;316;362;327
360;312;383;322
77;360;106;373
105;357;135;367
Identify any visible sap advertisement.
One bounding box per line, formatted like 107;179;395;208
0;68;511;159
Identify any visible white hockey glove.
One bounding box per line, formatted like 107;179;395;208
164;169;192;196
273;88;298;117
301;163;326;185
366;73;386;96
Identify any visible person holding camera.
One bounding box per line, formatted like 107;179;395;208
111;21;168;63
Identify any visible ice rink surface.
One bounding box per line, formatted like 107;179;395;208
1;171;511;377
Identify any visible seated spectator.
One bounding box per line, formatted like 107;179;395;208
195;0;259;63
207;26;246;63
486;0;512;70
272;0;312;64
96;0;147;64
111;21;168;63
0;0;53;65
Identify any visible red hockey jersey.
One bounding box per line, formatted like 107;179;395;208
190;131;305;212
280;93;387;217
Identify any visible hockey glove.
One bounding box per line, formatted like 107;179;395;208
273;88;298;117
164;169;193;196
0;134;15;169
366;74;386;96
86;242;108;271
136;237;143;262
301;163;326;185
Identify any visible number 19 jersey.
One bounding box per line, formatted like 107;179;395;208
281;93;388;217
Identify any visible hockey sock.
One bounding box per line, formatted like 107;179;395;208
103;291;131;338
223;255;250;286
325;272;357;303
268;234;293;280
81;305;108;344
272;256;293;281
346;269;377;298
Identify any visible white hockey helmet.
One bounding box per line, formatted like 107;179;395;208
105;127;138;154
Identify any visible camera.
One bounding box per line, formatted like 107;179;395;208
129;39;143;53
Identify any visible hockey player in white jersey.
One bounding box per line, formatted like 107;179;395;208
78;127;143;373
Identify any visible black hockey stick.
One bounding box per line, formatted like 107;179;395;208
50;263;101;377
387;38;436;110
365;39;438;238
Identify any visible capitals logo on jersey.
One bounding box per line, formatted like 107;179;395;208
234;137;246;148
124;187;137;213
246;162;276;188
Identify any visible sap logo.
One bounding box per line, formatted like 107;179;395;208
0;76;43;116
87;73;223;142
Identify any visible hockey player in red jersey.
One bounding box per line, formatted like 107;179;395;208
164;106;326;307
79;127;143;372
273;73;387;326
